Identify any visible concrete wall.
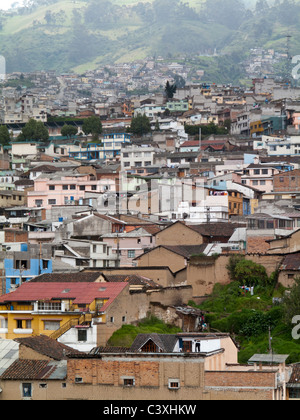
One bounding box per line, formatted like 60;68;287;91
155;223;204;246
96;286;193;346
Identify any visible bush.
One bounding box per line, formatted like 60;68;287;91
234;259;269;287
107;316;181;348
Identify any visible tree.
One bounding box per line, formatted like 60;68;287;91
233;259;269;287
17;118;49;142
0;125;11;146
165;81;177;99
283;277;300;326
82;116;102;141
130;114;151;136
61;124;78;138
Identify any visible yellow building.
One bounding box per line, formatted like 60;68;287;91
0;281;127;340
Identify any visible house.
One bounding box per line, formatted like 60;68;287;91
267;226;300;255
241;163;280;193
155;221;240;247
287;363;300;400
278;253;300;288
135;244;207;273
4;243;53;294
0;334;291;400
246;213;294;254
273;169;300;193
0;335;80;400
100;227;156;266
56;213;126;241
52;239;119;269
0;281;129;343
130;332;239;369
26;171;107;210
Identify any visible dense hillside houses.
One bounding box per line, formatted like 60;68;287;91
2;66;300;401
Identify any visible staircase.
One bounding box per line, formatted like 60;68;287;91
49;313;93;340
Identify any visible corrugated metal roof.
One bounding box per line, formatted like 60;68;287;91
0;339;19;376
0;281;128;307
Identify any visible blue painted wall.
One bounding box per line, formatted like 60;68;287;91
4;258;52;293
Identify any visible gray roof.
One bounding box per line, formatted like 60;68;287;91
248;354;289;364
130;334;178;353
0;339;20;376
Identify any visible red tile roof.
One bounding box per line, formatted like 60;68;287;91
0;282;128;309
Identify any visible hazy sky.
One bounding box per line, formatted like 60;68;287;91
0;1;23;10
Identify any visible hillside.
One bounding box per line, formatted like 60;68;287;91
0;0;299;77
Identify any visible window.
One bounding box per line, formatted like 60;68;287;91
48;199;56;205
0;318;7;329
168;379;180;390
39;383;48;389
122;316;126;323
183;341;192;352
128;250;135;258
25;320;32;329
22;383;32;398
78;329;87;342
75;377;83;383
63;185;68;190
43;321;60;331
123;378;135;387
79;185;86;191
35;199;43;207
38;302;61;311
70;185;76;190
15;260;28;270
16;319;23;329
49;185;55;190
141;340;157;352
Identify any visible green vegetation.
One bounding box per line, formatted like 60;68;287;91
129;114;151;136
107;315;181;348
189;258;300;364
1;0;300;80
82;116;102;141
184;122;229;138
60;124;78;138
17;118;49;142
0;125;11;146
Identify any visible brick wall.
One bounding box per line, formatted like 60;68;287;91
205;370;276;400
274;170;300;192
4;229;28;243
246;236;274;254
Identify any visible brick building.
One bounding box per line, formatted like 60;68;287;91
0;336;291;400
273;169;300;193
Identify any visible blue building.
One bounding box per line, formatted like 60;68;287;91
69;133;131;160
4;243;53;294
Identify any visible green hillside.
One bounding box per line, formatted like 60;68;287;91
0;0;299;77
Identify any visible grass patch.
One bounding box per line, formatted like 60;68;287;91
107;316;181;348
190;282;300;364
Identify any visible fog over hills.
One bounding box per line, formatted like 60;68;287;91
0;0;298;79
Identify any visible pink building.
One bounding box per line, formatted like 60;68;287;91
27;171;109;210
241;163;279;193
101;227;156;266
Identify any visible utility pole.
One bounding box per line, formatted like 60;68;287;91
199;127;202;152
269;325;273;356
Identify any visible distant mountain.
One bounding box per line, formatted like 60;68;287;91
0;0;299;79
